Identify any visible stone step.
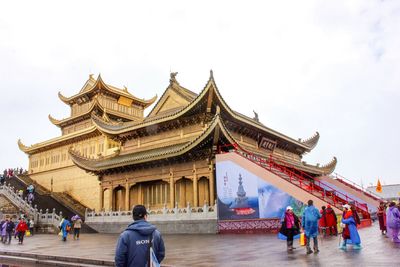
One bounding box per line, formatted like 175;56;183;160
0;251;114;266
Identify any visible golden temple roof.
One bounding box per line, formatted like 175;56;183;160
18;126;98;154
70;113;236;173
91;71;318;153
58;74;157;108
49;97;142;128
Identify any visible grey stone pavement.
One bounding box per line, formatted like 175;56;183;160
0;223;399;267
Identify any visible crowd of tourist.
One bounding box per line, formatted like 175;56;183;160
377;200;400;243
280;199;363;254
0;215;35;245
280;198;400;254
2;168;26;180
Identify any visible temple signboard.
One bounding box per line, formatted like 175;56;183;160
259;137;276;151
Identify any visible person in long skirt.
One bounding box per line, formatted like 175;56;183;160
377;202;387;235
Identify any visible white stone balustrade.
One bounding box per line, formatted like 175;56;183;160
85;202;218;223
0;183;63;229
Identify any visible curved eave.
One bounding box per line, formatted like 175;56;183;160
59;75;156;108
320;156;337;174
18;139;30;153
209;77;311;152
91;72;315;153
54;98;141;128
301;132;320;150
71;114;236;173
90;76;217;135
48;114;62;127
58;92;72;105
301;156;337;175
17;126;98;155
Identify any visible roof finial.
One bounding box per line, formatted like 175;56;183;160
210;69;214;79
170;72;179;84
253;110;259;122
89;74;94;80
123;86;128;92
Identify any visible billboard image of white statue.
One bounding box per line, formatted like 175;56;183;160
216;160;304;221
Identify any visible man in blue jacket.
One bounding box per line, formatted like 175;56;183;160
302;199;321;254
115;205;165;267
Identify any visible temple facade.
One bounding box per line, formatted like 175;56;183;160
19;72;337;213
18;75;157;210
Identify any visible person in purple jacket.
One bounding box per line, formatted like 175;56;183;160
386;202;400;243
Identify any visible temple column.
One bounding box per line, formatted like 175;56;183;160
125;182;130;211
209;164;215;205
169;170;175;208
193;165;198;206
104;137;109;156
109;187;113;211
138;184;143;204
99;183;104;211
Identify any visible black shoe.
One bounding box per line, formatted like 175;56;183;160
314;249;320;254
307;248;313;254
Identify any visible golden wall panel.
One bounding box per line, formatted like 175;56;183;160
30;165;100;210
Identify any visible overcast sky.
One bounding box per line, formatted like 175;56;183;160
1;0;399;187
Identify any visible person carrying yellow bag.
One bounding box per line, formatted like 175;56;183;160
299;232;307;246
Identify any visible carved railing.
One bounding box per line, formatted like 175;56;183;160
0;183;36;215
85;202;218;223
0;183;63;229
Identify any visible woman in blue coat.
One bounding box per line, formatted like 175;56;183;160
60;216;71;242
340;204;361;250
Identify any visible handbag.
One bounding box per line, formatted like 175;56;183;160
146;232;160;267
299;233;307;246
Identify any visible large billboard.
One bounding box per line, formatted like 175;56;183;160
216;160;304;221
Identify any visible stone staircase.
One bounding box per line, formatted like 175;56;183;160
6;175;97;233
16;174;87;217
234;149;371;220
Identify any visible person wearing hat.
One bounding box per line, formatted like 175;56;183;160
279;206;300;251
115;205;165;267
302;199;321;254
340;204;361;250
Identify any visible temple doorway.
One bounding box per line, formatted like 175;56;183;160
103;188;111;211
198;176;210;206
175;177;193;207
142;180;170;209
113;185;126;211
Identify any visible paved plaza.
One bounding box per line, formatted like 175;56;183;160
0;223;399;267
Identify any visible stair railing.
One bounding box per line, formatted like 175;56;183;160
223;146;369;215
333;173;383;201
